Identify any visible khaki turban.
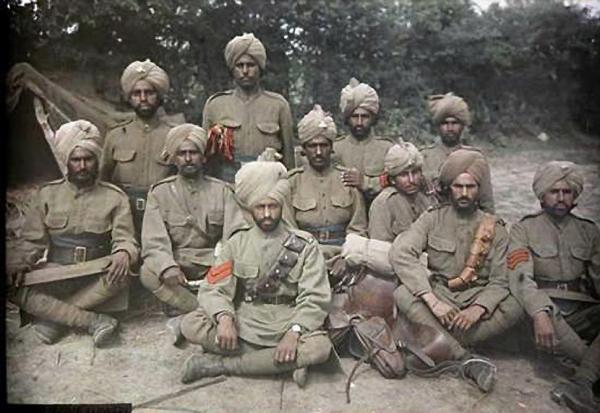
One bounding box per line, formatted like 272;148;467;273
339;78;380;120
224;33;267;70
439;149;489;187
55;120;102;168
120;59;170;97
428;93;471;126
532;161;584;200
235;161;290;210
384;142;424;177
298;104;337;144
163;124;208;163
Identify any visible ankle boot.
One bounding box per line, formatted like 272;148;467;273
88;314;119;347
33;320;66;345
181;354;226;384
461;355;497;393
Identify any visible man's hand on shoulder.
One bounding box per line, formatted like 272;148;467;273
106;250;130;284
341;168;364;190
274;329;300;363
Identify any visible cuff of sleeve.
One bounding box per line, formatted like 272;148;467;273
210;306;235;323
112;243;139;266
159;259;180;278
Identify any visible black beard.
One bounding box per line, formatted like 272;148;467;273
67;170;97;187
255;216;280;232
134;104;159;119
543;204;573;218
350;125;370;140
179;164;202;178
451;197;477;215
441;134;460;146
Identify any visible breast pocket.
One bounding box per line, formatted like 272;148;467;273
206;210;224;240
569;244;591;276
256;122;282;150
427;234;456;273
292;196;317;212
234;261;259;279
164;213;191;246
530;241;559;278
44;214;69;233
112;149;137;182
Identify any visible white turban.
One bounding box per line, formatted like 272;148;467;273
224;33;267;70
163;124;208;163
234;161;290;210
384;142;423;177
532;161;584;200
55;120;103;169
298;104;337;144
428;93;471;126
120;59;170;97
339;78;380;120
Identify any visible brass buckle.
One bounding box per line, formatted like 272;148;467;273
73;246;87;263
136;198;146;211
556;283;569;291
318;230;330;241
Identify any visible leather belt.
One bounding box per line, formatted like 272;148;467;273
48;244;110;265
245;294;296;305
304;224;346;245
123;186;149;211
537;279;582;292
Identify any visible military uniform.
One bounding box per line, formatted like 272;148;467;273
141;174;245;312
202;88;294;182
420;141;495;213
180;223;332;376
100;114;178;236
390;204;522;358
288;165;367;259
369;186;436;242
508;211;600;361
9;178;138;331
332;132;395;203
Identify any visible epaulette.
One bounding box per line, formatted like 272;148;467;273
375;135;397;144
334;134;349;142
457;144;483;154
291;228;315;244
41;177;66;187
150;175;178;191
262;90;289;104
204;175;231;188
287;166;305;178
426;202;448;213
519;210;544;222
380;186;398;200
107;115;135;131
571;212;597;226
98;181;127;195
206;90;234;104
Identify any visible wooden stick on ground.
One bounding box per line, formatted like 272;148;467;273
132;376;227;409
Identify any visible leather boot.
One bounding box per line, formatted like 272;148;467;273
166;316;184;346
66;277;124;310
181;354;226;384
550;378;599;413
222;347;297;376
461;355;497;393
88;314;119;347
293;367;308;388
33;320;66;345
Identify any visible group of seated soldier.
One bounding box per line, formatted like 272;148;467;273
6;32;599;413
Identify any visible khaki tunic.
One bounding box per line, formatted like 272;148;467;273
17;178;139;268
508;211;600;316
369;186;436;242
332;133;396;201
390;204;510;313
141;174;245;278
202;87;295;181
100;114;177;189
288;165;367;259
197;224;331;347
420;141;495;213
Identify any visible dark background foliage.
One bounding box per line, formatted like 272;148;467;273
6;0;600;143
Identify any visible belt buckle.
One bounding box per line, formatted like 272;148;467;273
557;283;569;291
73;246;87;263
244;294;254;303
319;230;329;241
136;198;146;211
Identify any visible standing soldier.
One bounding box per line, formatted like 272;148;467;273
179;162;332;386
389;149;522;392
7;120;139;346
420;93;494;213
101;59;178;237
334;78;396;206
508;161;599;413
369;142;437;242
140;124;244;322
288;105;367;262
202;33;294;183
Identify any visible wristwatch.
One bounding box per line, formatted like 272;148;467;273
290;324;302;334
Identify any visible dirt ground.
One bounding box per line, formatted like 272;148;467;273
4;135;600;413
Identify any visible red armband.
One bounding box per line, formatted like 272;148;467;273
206;260;233;284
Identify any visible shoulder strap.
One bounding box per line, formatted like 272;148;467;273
447;213;497;291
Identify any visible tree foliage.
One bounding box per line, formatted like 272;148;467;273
6;0;600;140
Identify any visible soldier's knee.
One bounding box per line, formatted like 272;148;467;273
297;333;332;366
139;265;161;291
180;308;214;346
